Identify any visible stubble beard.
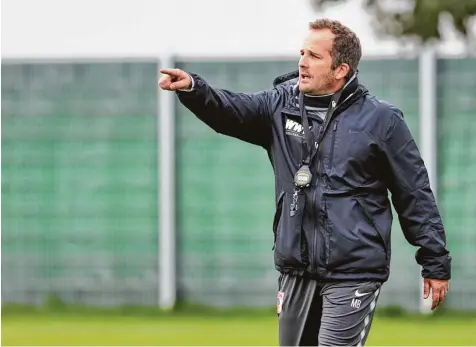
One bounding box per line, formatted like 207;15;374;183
310;72;337;96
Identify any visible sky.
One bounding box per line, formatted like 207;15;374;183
1;0;471;59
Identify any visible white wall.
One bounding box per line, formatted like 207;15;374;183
1;0;470;59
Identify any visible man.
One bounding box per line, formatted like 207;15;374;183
159;19;451;346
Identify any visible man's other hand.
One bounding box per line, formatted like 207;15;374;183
159;68;192;91
423;278;449;310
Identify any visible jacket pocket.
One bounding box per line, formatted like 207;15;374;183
272;190;285;250
274;190;306;269
354;197;389;260
323;196;388;273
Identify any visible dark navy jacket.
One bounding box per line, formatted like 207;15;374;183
177;71;451;282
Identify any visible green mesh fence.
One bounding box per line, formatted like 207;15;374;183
174;61;296;307
437;58;476;310
175;59;424;310
1;62;159;306
2;57;474;311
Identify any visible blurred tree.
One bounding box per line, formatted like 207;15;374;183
310;0;476;45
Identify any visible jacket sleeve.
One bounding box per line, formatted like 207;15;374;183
175;73;277;148
381;107;451;280
177;73;277;148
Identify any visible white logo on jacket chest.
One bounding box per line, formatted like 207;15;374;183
285;118;312;137
284;118;319;148
285;118;304;136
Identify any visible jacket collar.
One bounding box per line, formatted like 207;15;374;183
274;70;368;117
300;73;360;109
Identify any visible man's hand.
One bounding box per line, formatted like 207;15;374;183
159;68;192;91
424;278;449;310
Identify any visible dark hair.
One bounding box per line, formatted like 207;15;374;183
309;19;362;78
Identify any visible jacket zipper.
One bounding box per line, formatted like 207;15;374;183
311;162;320;272
310;107;344;274
324;201;332;267
329;121;338;168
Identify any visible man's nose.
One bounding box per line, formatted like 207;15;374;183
299;56;308;69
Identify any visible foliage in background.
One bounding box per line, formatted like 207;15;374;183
311;0;476;48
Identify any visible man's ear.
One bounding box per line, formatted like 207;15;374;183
334;63;350;81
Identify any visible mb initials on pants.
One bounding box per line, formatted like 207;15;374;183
277;274;382;346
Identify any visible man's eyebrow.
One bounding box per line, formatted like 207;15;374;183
308;49;322;57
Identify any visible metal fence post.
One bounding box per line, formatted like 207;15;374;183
158;54;176;310
418;43;438;314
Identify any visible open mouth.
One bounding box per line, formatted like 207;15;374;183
300;74;311;81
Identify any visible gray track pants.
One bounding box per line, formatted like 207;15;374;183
277;274;382;346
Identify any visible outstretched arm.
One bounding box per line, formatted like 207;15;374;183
159;68;277;148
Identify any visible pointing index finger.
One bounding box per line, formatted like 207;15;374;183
159;68;182;77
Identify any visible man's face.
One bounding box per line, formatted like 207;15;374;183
298;29;341;95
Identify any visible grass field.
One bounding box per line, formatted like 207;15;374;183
2;305;476;346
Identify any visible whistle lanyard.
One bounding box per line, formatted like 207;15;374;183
293;91;342;189
299;90;342;166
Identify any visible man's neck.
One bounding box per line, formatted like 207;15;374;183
305;75;357;97
306;82;345;97
299;74;359;110
305;91;335;98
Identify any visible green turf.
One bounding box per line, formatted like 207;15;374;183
2;312;475;346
